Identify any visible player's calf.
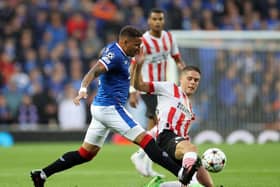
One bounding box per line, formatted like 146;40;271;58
179;152;202;185
137;133;181;177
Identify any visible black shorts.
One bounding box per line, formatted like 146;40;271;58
141;94;157;118
156;129;187;165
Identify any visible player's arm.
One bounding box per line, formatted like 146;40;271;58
169;32;185;70
133;54;151;93
173;54;185;70
73;61;106;105
128;61;139;108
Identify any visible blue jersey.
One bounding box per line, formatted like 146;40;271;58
93;42;131;106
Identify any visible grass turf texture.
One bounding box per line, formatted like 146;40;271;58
0;142;279;187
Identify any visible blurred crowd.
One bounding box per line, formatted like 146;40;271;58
0;0;280;130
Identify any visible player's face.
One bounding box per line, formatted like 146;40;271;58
181;70;200;96
148;12;165;32
124;37;142;57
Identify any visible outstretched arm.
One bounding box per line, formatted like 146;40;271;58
73;61;106;105
133;54;151;93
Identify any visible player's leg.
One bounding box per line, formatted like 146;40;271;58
131;94;163;177
104;104;192;184
174;136;213;187
196;167;214;187
156;130;202;185
30;106;109;187
143;125;165;176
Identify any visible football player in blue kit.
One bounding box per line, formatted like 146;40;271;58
30;26;193;187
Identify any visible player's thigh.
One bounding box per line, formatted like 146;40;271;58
156;130;181;165
83;106;110;147
93;105;145;142
175;138;197;159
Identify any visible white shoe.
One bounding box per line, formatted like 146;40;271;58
144;154;165;178
131;152;149;177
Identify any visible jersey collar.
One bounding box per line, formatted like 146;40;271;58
116;43;128;57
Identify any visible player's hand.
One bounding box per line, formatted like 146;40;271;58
135;48;145;65
73;90;88;105
129;92;139;108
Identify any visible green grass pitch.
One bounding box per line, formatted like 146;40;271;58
0;142;280;187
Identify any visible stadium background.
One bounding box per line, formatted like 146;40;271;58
1;0;280;143
1;1;280;187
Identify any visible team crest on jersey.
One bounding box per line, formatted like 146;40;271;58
101;52;115;64
106;52;115;59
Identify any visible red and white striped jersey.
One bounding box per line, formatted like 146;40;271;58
140;30;180;82
149;81;195;138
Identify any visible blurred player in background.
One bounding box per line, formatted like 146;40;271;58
133;55;214;187
129;8;185;177
30;25;192;187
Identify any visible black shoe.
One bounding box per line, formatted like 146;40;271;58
178;157;202;185
30;170;45;187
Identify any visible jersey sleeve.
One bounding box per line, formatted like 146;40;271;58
99;48;119;71
149;81;174;96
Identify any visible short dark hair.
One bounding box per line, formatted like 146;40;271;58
119;25;142;38
148;8;165;17
181;65;201;75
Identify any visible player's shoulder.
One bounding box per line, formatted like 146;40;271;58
163;30;173;38
100;43;122;65
103;42;119;53
103;43;123;57
141;31;150;41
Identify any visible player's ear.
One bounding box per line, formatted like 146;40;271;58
123;37;128;46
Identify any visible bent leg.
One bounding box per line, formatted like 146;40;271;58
175;139;197;160
134;132;181;177
196;167;214;187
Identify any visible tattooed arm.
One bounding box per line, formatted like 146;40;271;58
73;61;106;105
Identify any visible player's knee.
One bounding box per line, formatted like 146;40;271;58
78;146;99;161
134;132;149;145
175;141;198;159
188;143;197;152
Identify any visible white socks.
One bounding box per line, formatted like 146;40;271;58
182;152;198;168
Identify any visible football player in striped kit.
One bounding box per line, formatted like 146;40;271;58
130;8;185;177
133;54;214;187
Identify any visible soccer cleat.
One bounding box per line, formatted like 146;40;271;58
30;170;45;187
131;152;149;176
144;176;163;187
178;157;202;185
